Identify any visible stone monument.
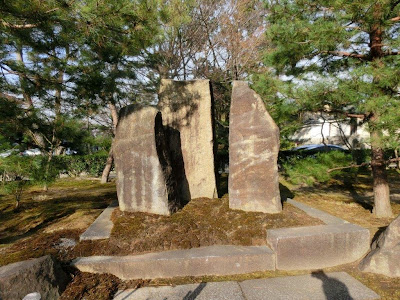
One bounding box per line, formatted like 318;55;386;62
359;214;400;277
229;81;282;213
113;105;181;215
158;79;217;200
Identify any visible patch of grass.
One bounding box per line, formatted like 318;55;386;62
291;169;400;238
0;178;116;266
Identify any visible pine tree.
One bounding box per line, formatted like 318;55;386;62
256;0;400;217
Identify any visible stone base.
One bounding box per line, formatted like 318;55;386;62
267;224;370;270
72;245;275;280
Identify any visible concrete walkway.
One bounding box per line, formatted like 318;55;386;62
80;201;118;241
113;272;380;300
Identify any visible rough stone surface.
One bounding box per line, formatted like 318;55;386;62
72;245;275;280
80;200;118;241
287;198;348;225
0;256;69;300
267;224;370;270
239;272;380;300
113;105;181;215
158;79;217;200
229;81;282;213
359;214;400;277
113;282;244;300
23;293;42;300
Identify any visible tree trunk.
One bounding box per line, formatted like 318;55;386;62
371;134;393;218
100;101;119;183
101;148;114;183
368;4;392;218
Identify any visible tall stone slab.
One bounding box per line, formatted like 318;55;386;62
229;81;282;213
158;79;217;200
359;214;400;277
114;105;180;215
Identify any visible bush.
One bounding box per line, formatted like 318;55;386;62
54;152;109;177
282;151;355;186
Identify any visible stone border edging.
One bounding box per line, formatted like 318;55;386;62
72;245;275;280
266;198;370;270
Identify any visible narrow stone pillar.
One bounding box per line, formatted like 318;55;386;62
113;105;180;215
158;79;217;200
229;81;282;213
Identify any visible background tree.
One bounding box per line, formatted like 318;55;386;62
255;0;400;217
0;0;161;184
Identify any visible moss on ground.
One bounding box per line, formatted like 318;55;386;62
72;195;323;257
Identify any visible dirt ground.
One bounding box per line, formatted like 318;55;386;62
1;171;400;299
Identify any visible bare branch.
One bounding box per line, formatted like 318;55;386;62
390;16;400;22
327;162;370;173
327;158;400;173
1;20;37;29
325;51;368;60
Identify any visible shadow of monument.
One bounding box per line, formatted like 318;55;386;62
162;125;191;207
279;183;295;203
311;271;354;300
158;80;201;129
183;282;207;300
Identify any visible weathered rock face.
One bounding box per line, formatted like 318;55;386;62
359;214;400;277
158;79;217;200
0;255;69;300
114;105;181;215
229;81;282;213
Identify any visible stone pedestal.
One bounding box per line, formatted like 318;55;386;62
114;105;180;215
158;79;217;200
229;81;282;213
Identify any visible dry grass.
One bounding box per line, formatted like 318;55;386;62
288;169;400;238
0;178;116;266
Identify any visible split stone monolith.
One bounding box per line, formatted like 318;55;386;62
0;256;69;300
359;214;400;277
113;105;180;215
229;81;282;213
158;79;217;200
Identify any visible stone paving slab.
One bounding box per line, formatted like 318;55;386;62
114;272;379;300
267;223;370;270
113;281;245;300
80;201;118;241
239;272;380;300
72;245;275;280
287;198;348;225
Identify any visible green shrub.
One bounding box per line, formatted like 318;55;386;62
282;151;355;186
54;152;109;177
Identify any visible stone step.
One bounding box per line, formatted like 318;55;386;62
72;245;275;280
267;223;370;270
80;201;118;241
113;272;380;300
